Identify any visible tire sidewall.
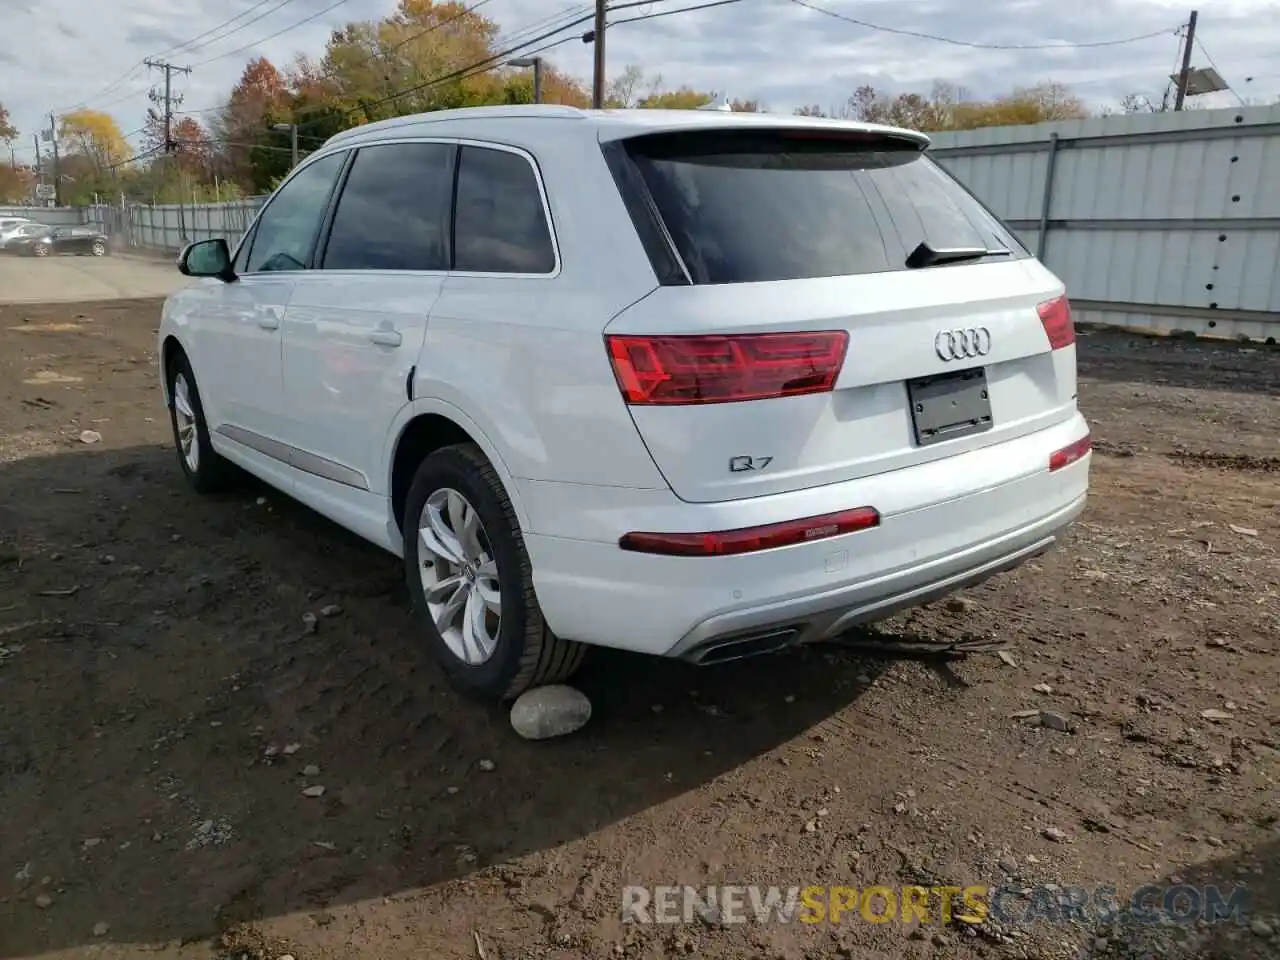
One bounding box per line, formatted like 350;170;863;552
167;355;220;492
403;448;533;697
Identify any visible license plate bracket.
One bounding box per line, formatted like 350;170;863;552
908;367;993;446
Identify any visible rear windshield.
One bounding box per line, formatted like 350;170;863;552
621;130;1025;284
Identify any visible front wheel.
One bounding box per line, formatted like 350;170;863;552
166;353;233;493
403;443;587;701
91;240;106;256
32;244;48;258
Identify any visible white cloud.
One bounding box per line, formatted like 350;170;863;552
2;0;1276;161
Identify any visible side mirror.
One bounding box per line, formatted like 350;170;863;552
178;238;236;282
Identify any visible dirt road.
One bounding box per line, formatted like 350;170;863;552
0;298;1276;960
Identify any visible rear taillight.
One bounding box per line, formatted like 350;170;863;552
620;507;879;557
1037;295;1074;350
605;331;848;406
1049;433;1091;472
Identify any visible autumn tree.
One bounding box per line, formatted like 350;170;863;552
499;63;589;107
210;56;291;191
292;0;504;124
641;87;715;109
54;109;133;200
58;109;132;170
0;101;16;145
0;164;29;203
802;81;1088;132
606;65;660;108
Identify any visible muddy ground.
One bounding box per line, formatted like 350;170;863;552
0;298;1276;960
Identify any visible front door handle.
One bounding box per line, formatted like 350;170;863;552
368;328;402;347
256;315;280;330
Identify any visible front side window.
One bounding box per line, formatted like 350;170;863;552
245;151;346;273
322;142;454;271
453;146;555;275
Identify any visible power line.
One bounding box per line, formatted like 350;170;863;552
1193;36;1249;105
108;143;165;171
53;64;149;115
609;0;742;28
50;1;298;113
172;0;581;120
152;0;305;59
297;0;728;131
190;0;361;67
291;13;598;130
786;0;1178;50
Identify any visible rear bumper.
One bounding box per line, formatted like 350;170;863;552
523;413;1090;658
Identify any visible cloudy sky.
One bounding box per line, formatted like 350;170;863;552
2;0;1277;160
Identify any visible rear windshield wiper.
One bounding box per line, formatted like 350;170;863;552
905;241;1012;269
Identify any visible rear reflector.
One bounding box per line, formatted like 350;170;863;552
606;331;848;405
1049;434;1091;472
620;507;879;557
1037;295;1075;350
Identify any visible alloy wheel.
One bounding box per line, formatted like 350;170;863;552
417;487;502;665
172;373;200;473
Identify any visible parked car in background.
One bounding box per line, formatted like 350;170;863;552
6;225;108;257
0;217;34;240
0;222;49;250
159;106;1090;701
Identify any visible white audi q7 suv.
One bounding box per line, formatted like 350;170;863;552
160;106;1090;700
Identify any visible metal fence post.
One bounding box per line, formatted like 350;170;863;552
1036;132;1061;260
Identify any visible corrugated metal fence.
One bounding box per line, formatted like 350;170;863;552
83;198;265;255
60;104;1280;341
0;206;86;227
928;103;1280;342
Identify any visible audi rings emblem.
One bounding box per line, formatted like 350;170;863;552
934;327;992;361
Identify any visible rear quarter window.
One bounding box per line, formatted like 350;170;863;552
619;130;1025;284
453;145;556;275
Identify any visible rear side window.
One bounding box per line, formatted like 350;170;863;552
621;131;1024;284
453;146;555;274
323;142;455;271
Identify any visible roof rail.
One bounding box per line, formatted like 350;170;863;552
324;104;589;145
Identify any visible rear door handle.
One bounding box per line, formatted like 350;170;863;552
368;328;402;347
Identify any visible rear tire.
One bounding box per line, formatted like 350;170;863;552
91;240;106;257
403;443;587;701
33;244;48;258
166;352;233;494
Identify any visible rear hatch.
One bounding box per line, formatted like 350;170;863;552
602;124;1079;504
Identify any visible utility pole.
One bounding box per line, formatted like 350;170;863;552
592;0;607;108
48;112;61;206
1174;10;1198;111
32;133;42;194
144;58;192;151
272;123;299;168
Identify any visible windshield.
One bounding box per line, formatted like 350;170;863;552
622;130;1025;284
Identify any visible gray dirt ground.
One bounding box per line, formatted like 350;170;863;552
0;255;190;305
0;294;1276;960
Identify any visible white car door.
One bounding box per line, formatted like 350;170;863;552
197;150;348;467
280;141;454;507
